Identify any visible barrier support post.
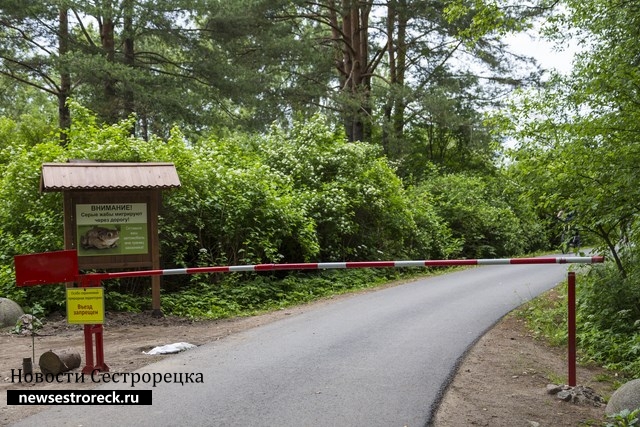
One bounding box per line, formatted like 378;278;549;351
78;275;109;375
568;271;576;387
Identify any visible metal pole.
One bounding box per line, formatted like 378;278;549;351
568;271;576;386
78;276;109;374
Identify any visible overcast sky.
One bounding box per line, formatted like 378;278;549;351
506;25;581;76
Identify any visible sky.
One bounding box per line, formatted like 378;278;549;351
498;27;584;150
505;25;582;76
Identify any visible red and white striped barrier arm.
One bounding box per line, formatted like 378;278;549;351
90;256;605;281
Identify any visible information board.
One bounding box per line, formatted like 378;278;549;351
76;203;148;256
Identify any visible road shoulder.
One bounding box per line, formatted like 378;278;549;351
432;313;614;427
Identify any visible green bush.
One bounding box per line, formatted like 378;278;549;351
575;257;640;377
417;173;530;258
161;130;320;269
404;185;462;260
579;261;640;334
0;104;535;318
260;117;401;260
259;116;455;261
0;105;457;312
161;269;396;319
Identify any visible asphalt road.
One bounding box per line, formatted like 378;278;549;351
12;262;572;427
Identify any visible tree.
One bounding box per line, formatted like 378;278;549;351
0;1;276;138
0;1;70;139
377;0;548;160
325;0;375;142
66;0;221;135
274;0;549;182
492;0;640;276
1;0;548;154
494;0;640;377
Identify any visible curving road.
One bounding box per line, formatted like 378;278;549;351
12;262;572;427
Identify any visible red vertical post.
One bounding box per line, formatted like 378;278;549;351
568;271;576;387
78;274;109;374
94;325;108;372
82;325;94;374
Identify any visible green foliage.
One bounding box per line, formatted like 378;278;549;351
443;0;527;41
0;76;57;121
104;291;148;313
417;172;539;258
259;117;431;261
518;266;640;379
517;284;568;347
490;0;640;275
161;128;320;269
161;269;396;319
488;0;640;380
0;114;55;162
21;286;67;315
404;185;462;260
0;102;552;317
0;105;460;312
579;260;640;334
577;260;640;377
0;103;178;309
0;123;65;258
0;265;24;305
606;409;640;427
162;114;463;267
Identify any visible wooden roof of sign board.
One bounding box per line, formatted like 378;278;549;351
40;162;181;192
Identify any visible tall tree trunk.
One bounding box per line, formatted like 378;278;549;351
58;7;71;145
382;0;396;154
331;0;372;142
382;0;407;156
123;0;135;130
100;11;118;123
393;0;407;139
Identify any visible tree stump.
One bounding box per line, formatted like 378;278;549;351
38;350;81;375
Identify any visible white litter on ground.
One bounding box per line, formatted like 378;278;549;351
143;342;197;355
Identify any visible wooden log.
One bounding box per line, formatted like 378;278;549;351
38;350;81;375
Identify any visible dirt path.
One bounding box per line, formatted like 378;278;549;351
432;314;613;426
1;295;615;426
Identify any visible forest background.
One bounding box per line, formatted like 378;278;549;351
1;0;639;381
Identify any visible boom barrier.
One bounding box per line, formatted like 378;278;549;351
14;251;605;384
80;256;605;282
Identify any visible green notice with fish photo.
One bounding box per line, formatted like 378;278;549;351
76;203;148;256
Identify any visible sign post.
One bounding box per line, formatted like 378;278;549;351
75;274;110;374
66;287;109;374
40;162;182;316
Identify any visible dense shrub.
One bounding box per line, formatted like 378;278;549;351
258;117;457;261
160;130;320;269
575;253;640;377
0;105;458;311
417;173;535;258
0;104;541;316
